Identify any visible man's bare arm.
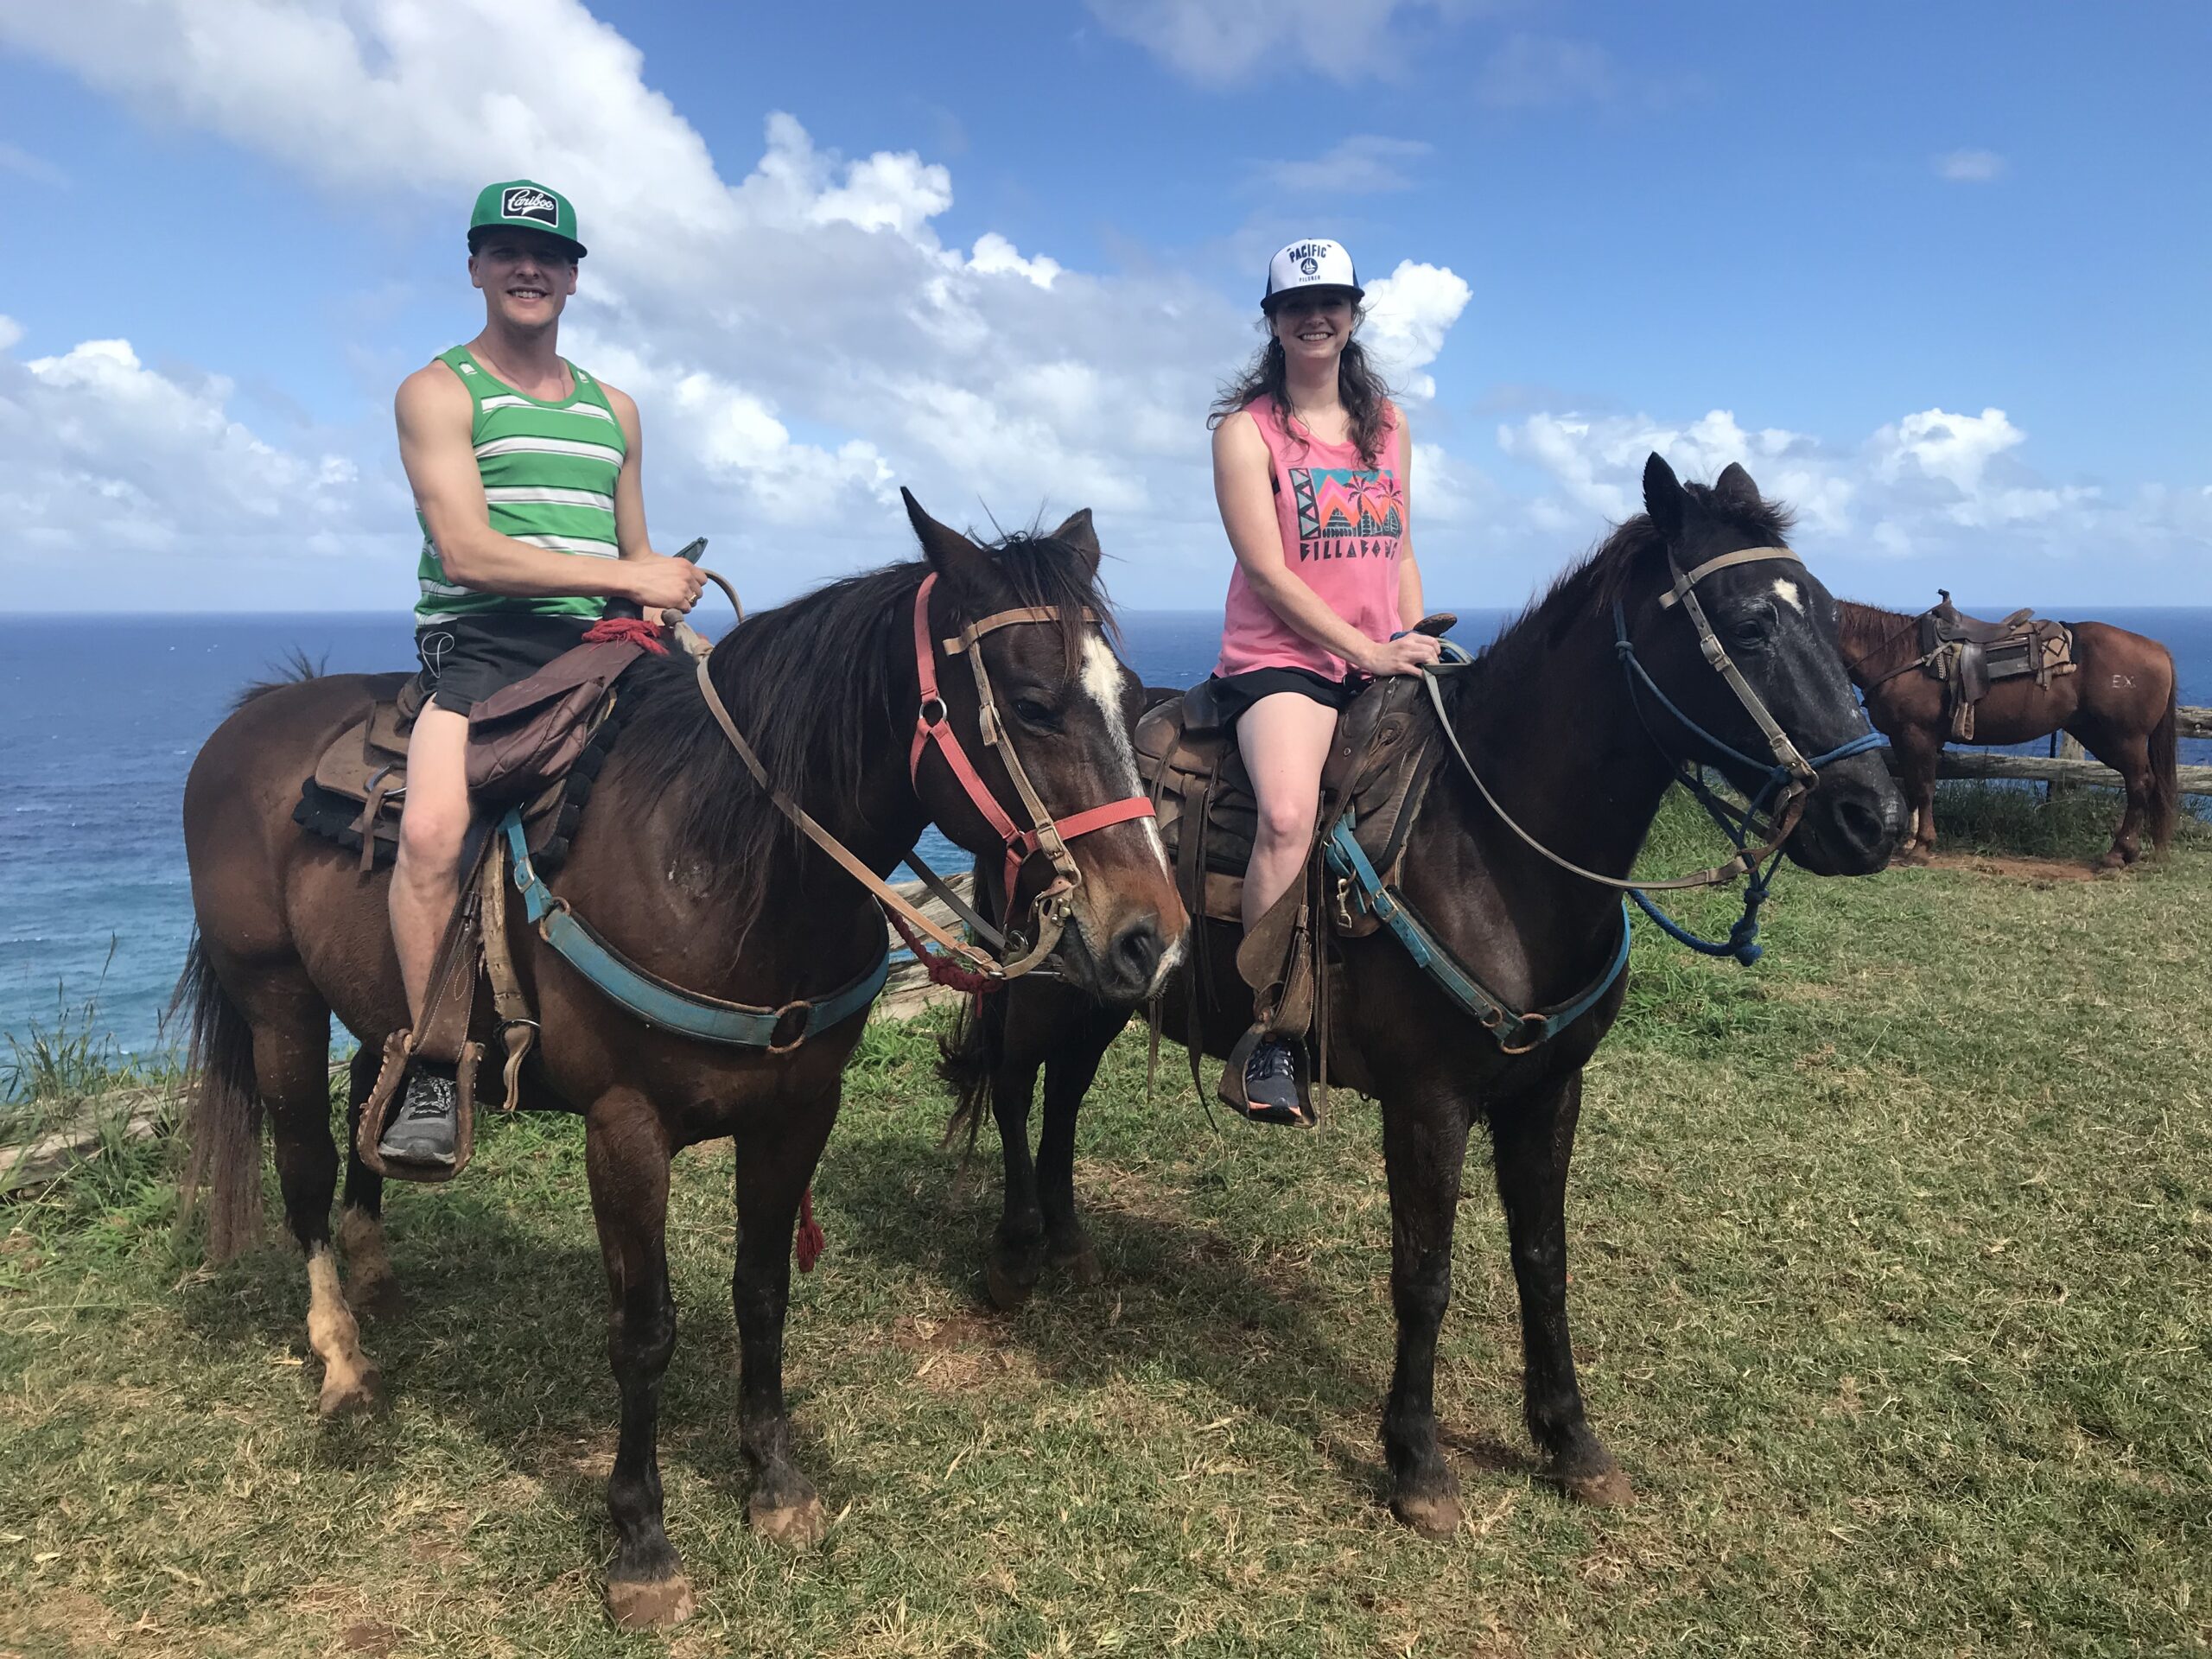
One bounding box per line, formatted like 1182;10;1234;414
397;365;647;601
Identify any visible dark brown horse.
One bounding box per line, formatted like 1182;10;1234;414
941;457;1903;1535
176;498;1184;1627
1838;601;2178;867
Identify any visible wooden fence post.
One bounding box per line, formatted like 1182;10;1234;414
2047;731;2085;801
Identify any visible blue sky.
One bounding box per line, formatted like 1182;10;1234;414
1;0;2204;613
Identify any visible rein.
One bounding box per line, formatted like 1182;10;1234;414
679;568;1153;983
1840;612;1931;692
1421;543;1885;965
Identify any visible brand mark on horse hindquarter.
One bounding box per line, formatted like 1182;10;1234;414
2112;674;2134;688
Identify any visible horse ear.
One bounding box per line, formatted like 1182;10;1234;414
1642;452;1686;543
1714;461;1763;511
902;488;991;587
1046;506;1102;576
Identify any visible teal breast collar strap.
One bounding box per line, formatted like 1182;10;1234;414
1323;817;1630;1054
501;810;888;1052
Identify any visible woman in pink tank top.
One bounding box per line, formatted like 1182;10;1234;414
1208;238;1441;1124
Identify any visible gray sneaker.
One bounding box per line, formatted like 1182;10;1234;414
378;1067;459;1166
1237;1039;1312;1127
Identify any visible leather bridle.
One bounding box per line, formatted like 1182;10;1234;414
907;572;1157;969
1423;543;1886;894
675;569;1154;982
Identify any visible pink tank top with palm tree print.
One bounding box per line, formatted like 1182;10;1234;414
1215;395;1406;680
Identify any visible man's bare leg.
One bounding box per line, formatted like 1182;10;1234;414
380;704;471;1166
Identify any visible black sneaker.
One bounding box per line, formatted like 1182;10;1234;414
378;1065;459;1166
1237;1039;1313;1127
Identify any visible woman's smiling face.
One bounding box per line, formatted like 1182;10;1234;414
1268;290;1357;366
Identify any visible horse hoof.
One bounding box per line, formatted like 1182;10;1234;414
985;1258;1036;1313
1389;1489;1463;1538
606;1573;696;1629
1052;1245;1102;1287
317;1364;382;1418
748;1491;826;1549
1562;1465;1635;1507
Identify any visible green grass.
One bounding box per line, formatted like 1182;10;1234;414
1;949;181;1152
2;796;2208;1657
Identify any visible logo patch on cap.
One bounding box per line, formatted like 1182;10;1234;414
502;186;559;226
1300;257;1319;276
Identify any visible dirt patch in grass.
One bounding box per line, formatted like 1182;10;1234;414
1923;850;2107;882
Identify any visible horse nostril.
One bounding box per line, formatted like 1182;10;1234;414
1836;798;1887;851
1109;920;1164;988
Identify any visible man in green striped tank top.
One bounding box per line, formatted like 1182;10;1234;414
382;180;707;1167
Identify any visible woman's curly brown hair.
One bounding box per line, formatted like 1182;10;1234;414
1207;305;1396;469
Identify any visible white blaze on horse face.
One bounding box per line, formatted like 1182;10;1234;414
1773;578;1805;614
1079;631;1166;866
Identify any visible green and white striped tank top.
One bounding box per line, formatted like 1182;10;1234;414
414;345;627;625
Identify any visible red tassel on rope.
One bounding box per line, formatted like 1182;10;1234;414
883;904;998;996
794;1185;825;1273
581;616;670;655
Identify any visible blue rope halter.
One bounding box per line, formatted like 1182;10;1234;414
1609;593;1887;964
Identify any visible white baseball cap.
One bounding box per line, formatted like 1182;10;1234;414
1263;238;1363;309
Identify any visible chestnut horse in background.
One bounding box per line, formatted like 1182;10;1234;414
1839;601;2178;866
175;499;1182;1628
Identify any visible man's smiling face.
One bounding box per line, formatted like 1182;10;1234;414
468;229;579;330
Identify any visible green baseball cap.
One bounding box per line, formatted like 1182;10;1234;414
467;180;586;259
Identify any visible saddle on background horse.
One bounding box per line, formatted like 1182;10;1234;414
1916;590;2075;741
1134;616;1458;1116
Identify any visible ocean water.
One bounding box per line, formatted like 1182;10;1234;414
3;605;2208;1055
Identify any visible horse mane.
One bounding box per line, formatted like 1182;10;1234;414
232;646;328;710
618;529;1114;918
1468;482;1798;691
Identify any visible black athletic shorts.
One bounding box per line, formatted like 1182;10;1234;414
414;613;591;715
1207;664;1368;728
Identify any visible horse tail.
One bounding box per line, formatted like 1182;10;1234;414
2148;674;2180;852
172;931;264;1262
937;989;1005;1158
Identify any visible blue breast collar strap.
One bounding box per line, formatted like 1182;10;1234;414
501;809;888;1051
1323;819;1630;1052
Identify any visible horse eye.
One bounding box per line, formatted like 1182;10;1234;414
1729;613;1771;650
1011;696;1058;727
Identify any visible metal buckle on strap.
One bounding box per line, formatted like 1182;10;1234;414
766;999;815;1055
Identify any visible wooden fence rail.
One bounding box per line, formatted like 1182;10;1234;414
1895;705;2212;796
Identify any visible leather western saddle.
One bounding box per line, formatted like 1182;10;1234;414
1132;616;1458;1112
293;634;657;1180
1916;590;2075;741
294;670;623;877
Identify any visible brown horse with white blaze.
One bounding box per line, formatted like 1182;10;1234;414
175;495;1184;1626
1838;601;2178;867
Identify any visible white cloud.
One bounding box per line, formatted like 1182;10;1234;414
1360;260;1472;400
1084;0;1477;85
1254;136;1431;196
10;0;1478;601
1936;149;2006;183
0;334;384;595
1494;404;2202;587
1474;34;1617;109
0;315;22;353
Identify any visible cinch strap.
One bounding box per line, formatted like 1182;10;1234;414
502;810;888;1051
